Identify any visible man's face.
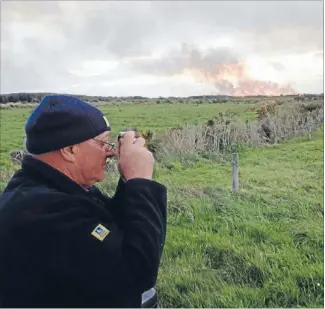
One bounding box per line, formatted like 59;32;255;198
73;131;116;186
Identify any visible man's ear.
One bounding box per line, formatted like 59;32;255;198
60;145;78;162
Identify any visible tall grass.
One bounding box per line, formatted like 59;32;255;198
155;102;324;159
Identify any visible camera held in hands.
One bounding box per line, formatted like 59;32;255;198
118;127;141;143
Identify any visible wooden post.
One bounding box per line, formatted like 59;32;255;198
232;152;239;192
308;124;312;140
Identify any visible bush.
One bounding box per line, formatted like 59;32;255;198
301;101;323;112
155;103;324;158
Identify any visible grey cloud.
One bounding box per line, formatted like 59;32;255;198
126;43;241;76
2;52;76;93
240;26;323;56
60;2;160;59
150;1;323;31
72;1;323;59
1;1;60;21
1;35;83;93
1;58;46;93
269;62;285;72
5;1;322;59
1;1;323;95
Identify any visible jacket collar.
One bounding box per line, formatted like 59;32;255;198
21;154;93;196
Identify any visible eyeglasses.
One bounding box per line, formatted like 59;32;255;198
92;138;116;151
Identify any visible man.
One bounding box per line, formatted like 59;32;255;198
0;95;167;308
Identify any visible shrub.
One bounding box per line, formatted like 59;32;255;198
301;101;323;112
156;102;324;158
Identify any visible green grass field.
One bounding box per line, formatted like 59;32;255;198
0;102;323;307
0;102;258;165
153;130;324;307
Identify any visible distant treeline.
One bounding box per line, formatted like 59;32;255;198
0;92;124;104
0;93;234;103
0;92;323;104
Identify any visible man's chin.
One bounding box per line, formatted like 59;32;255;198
97;169;106;182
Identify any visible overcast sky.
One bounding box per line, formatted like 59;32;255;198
1;1;323;97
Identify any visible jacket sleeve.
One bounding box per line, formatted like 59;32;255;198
106;177;128;222
46;178;167;297
111;176;127;201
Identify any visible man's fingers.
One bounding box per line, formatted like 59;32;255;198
119;131;135;145
133;136;146;147
119;131;135;155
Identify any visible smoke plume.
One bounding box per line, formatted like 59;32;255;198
187;63;297;96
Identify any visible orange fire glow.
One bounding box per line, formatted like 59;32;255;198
186;62;297;96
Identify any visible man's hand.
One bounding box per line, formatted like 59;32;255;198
117;131;154;181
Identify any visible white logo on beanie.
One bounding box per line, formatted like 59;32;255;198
103;116;110;127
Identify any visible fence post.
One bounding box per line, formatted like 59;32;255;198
308;124;312;140
232;152;239;192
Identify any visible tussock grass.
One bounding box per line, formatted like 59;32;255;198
155;101;323;159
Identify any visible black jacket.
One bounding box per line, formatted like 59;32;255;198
0;155;167;308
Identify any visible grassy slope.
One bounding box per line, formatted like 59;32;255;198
149;130;323;308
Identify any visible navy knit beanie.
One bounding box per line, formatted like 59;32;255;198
25;95;111;154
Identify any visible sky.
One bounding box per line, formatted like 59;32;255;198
1;1;323;97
